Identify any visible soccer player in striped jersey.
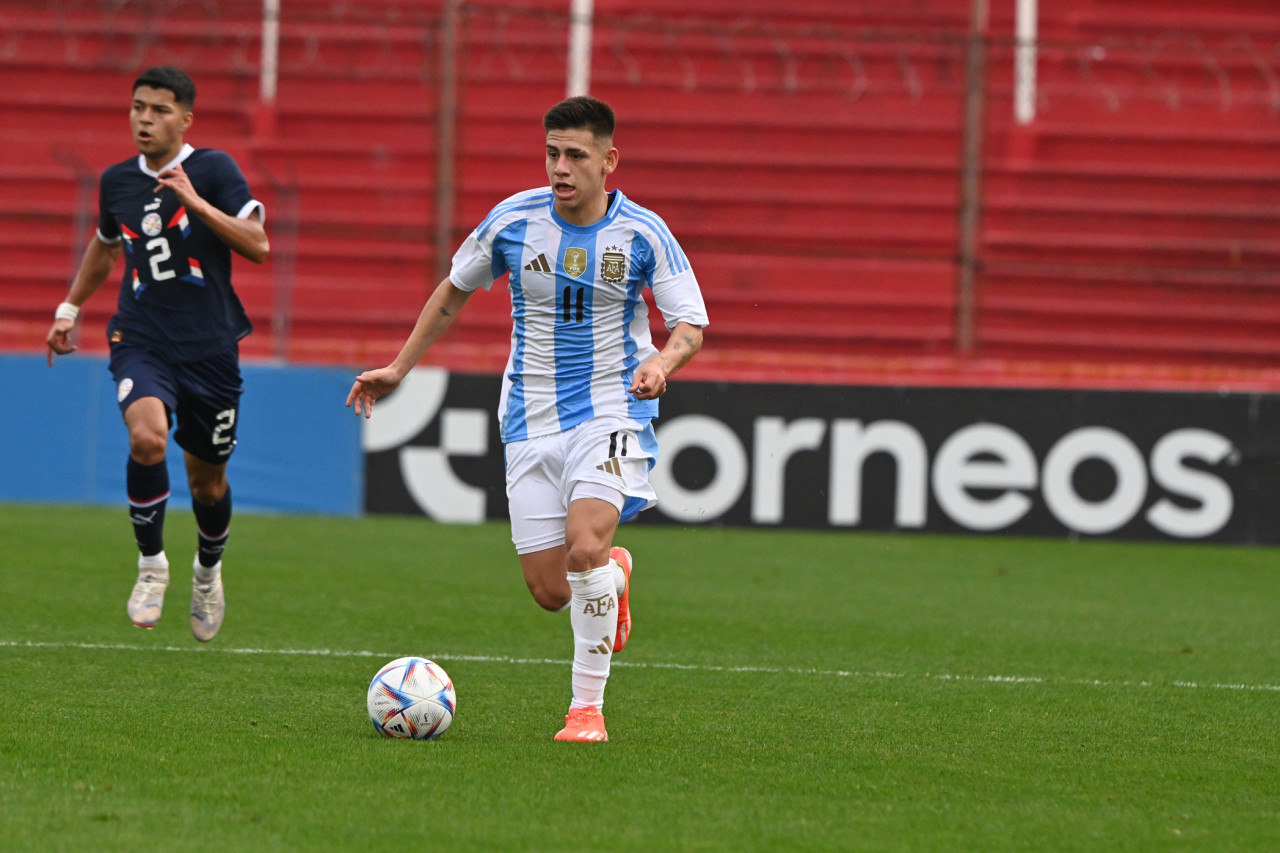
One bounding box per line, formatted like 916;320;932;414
46;67;269;642
347;95;708;742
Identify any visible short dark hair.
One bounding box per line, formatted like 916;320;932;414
543;95;615;143
133;66;196;109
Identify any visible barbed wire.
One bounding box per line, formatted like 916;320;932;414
4;0;1279;111
1008;32;1280;114
460;7;972;100
11;0;443;79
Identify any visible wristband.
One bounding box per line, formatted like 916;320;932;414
55;302;80;322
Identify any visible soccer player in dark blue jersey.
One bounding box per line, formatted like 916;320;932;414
46;66;269;642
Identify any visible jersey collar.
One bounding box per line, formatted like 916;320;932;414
137;143;195;177
549;188;626;233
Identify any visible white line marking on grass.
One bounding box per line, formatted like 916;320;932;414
4;640;1279;693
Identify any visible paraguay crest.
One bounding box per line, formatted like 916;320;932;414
141;212;164;237
563;247;588;279
600;245;627;284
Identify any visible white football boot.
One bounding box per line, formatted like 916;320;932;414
127;553;169;629
190;555;225;643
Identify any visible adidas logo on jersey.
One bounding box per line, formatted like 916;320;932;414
523;253;552;272
596;458;623;477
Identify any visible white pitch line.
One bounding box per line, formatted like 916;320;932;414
3;639;1279;693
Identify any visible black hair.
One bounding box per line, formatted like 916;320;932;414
133;66;196;109
543;95;615;142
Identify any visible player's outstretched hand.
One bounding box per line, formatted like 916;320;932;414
46;318;77;366
346;367;404;418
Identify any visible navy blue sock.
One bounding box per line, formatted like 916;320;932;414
127;457;169;558
193;486;232;569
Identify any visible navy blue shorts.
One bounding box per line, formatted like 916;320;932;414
108;342;244;464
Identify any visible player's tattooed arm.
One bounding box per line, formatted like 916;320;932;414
630;322;703;399
390;278;473;375
663;322;704;375
669;326;702;362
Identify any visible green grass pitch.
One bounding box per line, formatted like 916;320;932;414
1;504;1277;851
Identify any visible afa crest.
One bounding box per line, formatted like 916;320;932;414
600;246;627;284
563;247;588;279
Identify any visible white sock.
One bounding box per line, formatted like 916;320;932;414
567;564;619;711
138;551;169;574
193;552;221;584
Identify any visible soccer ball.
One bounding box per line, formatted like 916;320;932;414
367;657;456;740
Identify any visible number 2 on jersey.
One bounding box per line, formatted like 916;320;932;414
144;237;177;282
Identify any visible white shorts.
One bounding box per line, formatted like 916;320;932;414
505;416;658;555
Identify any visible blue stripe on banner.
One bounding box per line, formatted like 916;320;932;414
0;354;360;514
476;191;551;241
499;221;530;441
621;201;686;273
553;238;597;429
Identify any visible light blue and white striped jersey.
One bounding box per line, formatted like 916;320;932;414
450;188;709;443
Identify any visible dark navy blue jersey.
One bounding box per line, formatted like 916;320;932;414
98;144;263;363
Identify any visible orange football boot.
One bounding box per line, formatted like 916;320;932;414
554;705;608;742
